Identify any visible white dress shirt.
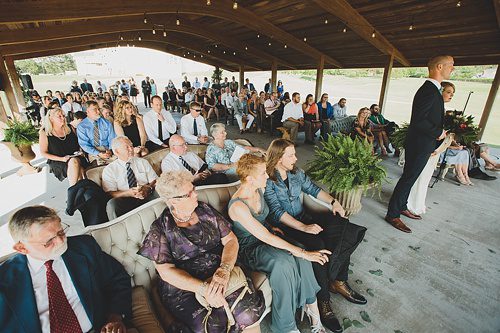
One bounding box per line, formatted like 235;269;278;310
185;92;194;104
282;101;304;122
264;98;280;115
161;151;205;173
27;255;93;333
61;102;82;115
143;109;177;145
102;157;158;192
427;78;442;91
180;114;208;144
226;95;237;109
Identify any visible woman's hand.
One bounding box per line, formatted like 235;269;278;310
61;155;71;162
204;285;226;309
301;223;323;234
301;249;331;265
210;267;230;294
332;200;346;217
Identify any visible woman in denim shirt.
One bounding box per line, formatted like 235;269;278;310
264;139;367;332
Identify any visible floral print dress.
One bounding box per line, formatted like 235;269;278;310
138;202;265;332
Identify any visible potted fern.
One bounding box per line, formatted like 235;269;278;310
306;134;387;216
1;119;40;176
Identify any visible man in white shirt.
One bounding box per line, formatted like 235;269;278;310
61;93;82;121
2;205;132;333
184;88;194;104
102;136;159;219
180;102;209;144
96;80;107;93
162;135;228;186
281;92;304;143
202;77;210;89
225;90;237;125
332;98;348;119
264;92;280;115
193;77;201;89
143;95;177;151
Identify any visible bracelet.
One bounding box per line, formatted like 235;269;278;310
219;262;232;273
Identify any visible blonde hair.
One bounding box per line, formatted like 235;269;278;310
237;153;266;181
357;107;369;120
114;100;137;125
266;138;295;181
43;108;71;136
427;55;453;71
156;170;194;199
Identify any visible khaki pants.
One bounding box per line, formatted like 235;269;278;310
283;120;300;142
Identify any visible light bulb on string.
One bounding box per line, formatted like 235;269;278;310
223;50;226;54
409;24;414;31
324;19;328;24
257;34;260;38
245;46;248;50
206;0;211;5
233;1;238;9
284;44;287;48
163;29;167;37
152;28;156;35
343;26;347;33
303;36;307;42
268;42;272;46
208;50;211;53
371;30;376;38
215;44;218;48
176;18;180;26
233;52;236;55
120;34;123;40
143;14;147;24
138;35;142;41
456;1;461;7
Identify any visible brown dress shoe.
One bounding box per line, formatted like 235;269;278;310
384;216;412;233
329;280;367;305
401;209;422;220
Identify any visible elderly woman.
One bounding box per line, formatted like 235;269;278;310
113;100;148;157
229;154;331;333
39;108;87;185
138;171;266;333
205;123;266;178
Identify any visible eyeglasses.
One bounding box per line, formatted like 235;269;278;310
191;109;202;112
171;142;188;147
22;223;70;248
172;188;196;199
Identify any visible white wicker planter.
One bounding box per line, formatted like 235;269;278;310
333;186;364;216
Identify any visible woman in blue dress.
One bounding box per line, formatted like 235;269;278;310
229;153;333;333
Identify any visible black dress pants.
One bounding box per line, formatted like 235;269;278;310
387;147;431;218
144;93;151;108
279;212;366;301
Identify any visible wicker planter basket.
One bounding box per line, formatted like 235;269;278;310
1;142;40;176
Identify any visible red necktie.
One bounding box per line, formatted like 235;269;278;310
45;260;83;333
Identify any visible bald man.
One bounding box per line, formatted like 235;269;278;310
386;55;454;233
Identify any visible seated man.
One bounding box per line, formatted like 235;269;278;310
143;95;177;151
180;102;209;144
0;205;132;333
234;92;254;134
161;135;228;186
102;136;159;219
77;100;116;165
332;98;348;120
281;92;304;143
264;91;280;115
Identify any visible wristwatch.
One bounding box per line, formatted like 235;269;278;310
330;198;337;206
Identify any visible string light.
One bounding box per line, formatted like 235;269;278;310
163;29;167;37
138;35;142;41
176;18;180;26
324;19;328;24
208;50;211;53
201;54;204;58
215;44;218;48
233;52;236;55
127;43;130;47
223;50;226;54
257;34;260;38
143;14;147;24
409;23;414;31
303;37;307;42
268;42;272;46
456;1;461;7
206;0;211;5
343;26;347;33
233;1;238;9
284;44;287;48
371;30;376;38
245;46;248;50
120;34;123;41
152;28;156;35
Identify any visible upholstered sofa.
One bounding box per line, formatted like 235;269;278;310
331;115;356;135
85;139;253;187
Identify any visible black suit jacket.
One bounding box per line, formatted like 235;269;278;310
405;80;444;154
80;83;94;93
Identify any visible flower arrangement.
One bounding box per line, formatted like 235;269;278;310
444;111;479;145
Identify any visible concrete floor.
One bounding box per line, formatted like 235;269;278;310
1;106;499;333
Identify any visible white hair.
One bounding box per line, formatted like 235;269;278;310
111;135;131;153
210;122;226;136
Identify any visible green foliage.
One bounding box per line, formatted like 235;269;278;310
211;67;223;83
390;123;409;149
3;119;39;147
306;134;387;193
445;113;480;145
15;55;76;75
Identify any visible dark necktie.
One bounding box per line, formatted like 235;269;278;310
179;156;196;175
193;117;198;136
126;162;138;188
93;121;100;147
45;260;83;333
158;119;163;141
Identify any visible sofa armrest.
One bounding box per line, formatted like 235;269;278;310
131;286;165;333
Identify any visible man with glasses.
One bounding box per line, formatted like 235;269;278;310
0;205;132;333
180;102;209;145
102;136;159;219
161;135;228;186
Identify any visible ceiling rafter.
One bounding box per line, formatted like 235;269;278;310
0;0;342;67
313;0;411;67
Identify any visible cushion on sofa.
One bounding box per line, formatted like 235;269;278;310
131;286;166;333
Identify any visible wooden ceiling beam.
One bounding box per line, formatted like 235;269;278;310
5;33;241;71
0;0;341;67
0;15;294;69
313;0;411;67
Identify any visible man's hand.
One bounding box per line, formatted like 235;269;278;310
301;223;323;234
437;130;447;140
332;200;346;217
98;151;112;159
100;314;126;333
198;136;209;144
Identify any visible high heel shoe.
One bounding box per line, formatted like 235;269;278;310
455;175;468;185
302;305;326;333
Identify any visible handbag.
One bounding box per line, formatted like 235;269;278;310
195;266;251;333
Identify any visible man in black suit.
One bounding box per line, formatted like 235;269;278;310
385;55;454;233
80;78;94;93
141;76;152;108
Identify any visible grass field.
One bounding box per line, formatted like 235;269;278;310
28;71;499;145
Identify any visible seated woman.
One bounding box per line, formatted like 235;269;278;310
205;123;266;179
440;140;473;185
39;108;87;186
317;93;333;140
138;170;266;333
229;154;332;333
204;88;219;121
351;107;374;145
302;94;322;145
113;100;149;157
368;104;393;155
